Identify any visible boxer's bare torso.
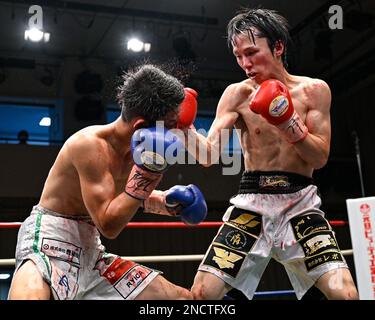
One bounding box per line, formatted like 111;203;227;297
224;76;330;177
198;34;331;175
39;117;133;217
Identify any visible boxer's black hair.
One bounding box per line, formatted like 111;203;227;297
227;8;290;68
117;64;184;127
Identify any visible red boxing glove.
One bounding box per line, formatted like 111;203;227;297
177;88;198;129
249;79;308;143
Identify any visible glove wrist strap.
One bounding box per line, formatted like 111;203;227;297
277;111;308;144
143;190;177;216
125;165;163;200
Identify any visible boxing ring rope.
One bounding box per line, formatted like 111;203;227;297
0;219;353;298
0;250;354;267
0;220;348;229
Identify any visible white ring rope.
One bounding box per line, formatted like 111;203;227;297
0;250;354;267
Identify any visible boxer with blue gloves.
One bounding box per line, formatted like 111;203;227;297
9;64;206;301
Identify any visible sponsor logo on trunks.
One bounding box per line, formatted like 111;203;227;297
58;274;69;288
295;229;343;271
98;256;136;284
94;254;118;277
305;251;343;271
304;233;338;256
114;265;153;299
259;175;290;189
225;229;247;251
51;263;79;300
95;256;153;299
202;244;246;278
58;274;70;297
305;234;337;255
299;230;340;257
124;266;149;289
213;247;242;269
230;214;260;229
214;224;256;253
290;215;344;271
228;207;262;236
41;238;81;265
290;214;330;240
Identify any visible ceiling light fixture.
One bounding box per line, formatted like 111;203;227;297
127;38;151;53
24;27;50;43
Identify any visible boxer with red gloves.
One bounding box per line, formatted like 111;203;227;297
189;9;358;301
249;79;308;143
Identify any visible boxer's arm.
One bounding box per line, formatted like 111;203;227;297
69;137;140;239
142;190;170;215
184;84;240;166
293;80;331;169
143;186;207;225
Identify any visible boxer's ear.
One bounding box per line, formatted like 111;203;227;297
132;117;147;130
273;40;284;58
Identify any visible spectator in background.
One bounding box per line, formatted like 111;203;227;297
17;130;29;144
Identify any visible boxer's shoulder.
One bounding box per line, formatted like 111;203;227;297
228;79;257;95
302;78;331;105
221;79;257;109
66;127;109;161
291;75;330;94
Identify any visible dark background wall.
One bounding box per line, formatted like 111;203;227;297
1;0;375;299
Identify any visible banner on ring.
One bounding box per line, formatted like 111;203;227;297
346;197;375;300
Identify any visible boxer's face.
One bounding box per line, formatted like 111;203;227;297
131;109;178;131
163;109;179;129
232;30;281;83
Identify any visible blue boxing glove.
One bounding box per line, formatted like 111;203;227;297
125;126;184;200
165;184;207;225
131;126;184;173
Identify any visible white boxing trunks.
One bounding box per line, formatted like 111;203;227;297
13;205;161;300
198;171;348;300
